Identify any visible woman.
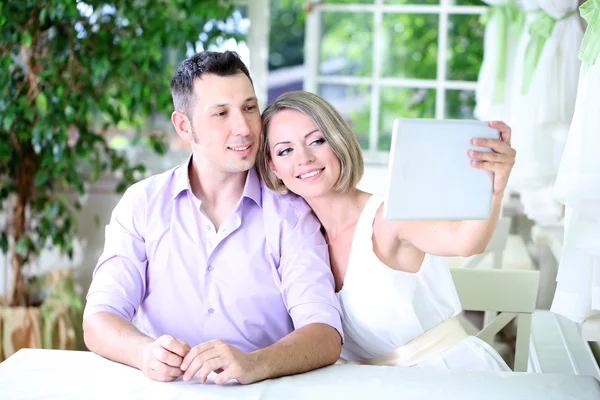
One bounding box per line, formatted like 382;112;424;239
258;91;516;371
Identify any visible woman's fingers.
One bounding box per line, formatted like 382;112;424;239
471;138;516;156
488;120;512;145
469;149;515;164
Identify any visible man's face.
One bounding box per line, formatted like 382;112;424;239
186;73;261;174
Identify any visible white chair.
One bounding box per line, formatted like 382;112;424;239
450;267;540;372
456;217;514;329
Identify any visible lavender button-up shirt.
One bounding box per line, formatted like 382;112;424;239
84;158;343;352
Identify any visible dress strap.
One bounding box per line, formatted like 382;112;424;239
343;195;385;288
353;195;384;244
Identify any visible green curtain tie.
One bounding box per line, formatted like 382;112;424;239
579;0;600;65
480;1;524;103
522;9;576;95
505;1;526;36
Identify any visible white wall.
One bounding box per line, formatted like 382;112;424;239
358;163;389;196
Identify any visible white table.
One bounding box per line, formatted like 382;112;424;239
0;349;598;399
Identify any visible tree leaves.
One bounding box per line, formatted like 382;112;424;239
16;236;34;257
0;0;241;268
35;93;48;115
22;32;32;48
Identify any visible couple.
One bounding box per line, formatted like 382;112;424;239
83;50;516;384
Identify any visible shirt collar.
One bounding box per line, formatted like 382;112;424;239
172;153;262;209
242;167;263;209
172;153;194;200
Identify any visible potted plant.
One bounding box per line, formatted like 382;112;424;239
0;0;242;360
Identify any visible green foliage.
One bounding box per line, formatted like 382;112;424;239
269;0;306;70
321;12;374;76
40;271;84;349
0;0;240;304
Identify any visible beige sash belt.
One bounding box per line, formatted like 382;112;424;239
341;316;469;367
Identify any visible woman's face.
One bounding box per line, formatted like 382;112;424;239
266;109;341;199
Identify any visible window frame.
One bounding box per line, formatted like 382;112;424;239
304;0;486;164
246;0;270;110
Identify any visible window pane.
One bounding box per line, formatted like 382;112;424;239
318;84;372;150
381;14;438;79
320;12;373;77
445;89;476;119
378;87;436;151
385;0;438;4
324;0;374;3
448;0;486;5
446;13;484;81
269;1;305;71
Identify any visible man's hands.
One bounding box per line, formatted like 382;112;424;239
140;335;191;382
180;339;265;385
141;336;262;384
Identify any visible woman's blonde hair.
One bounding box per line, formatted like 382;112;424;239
258;91;364;194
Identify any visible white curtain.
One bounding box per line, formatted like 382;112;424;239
475;0;523;122
551;0;600;323
507;0;583;225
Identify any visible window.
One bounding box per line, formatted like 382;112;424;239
304;0;485;163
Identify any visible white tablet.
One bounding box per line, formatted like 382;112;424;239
383;118;499;221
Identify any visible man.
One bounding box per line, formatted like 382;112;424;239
83;51;343;384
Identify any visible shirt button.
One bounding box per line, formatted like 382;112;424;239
207;265;214;272
205;225;211;231
208;308;215;315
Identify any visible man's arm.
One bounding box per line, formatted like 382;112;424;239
83;184;190;381
272;206;343;364
84;312;190;382
250;322;340;379
181;205;343;384
180;323;340;384
84;312;153;369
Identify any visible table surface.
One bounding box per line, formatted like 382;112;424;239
1;349;599;400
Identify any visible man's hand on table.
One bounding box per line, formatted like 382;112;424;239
140;334;191;382
180;339;265;384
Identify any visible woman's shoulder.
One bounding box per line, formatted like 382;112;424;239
371;199;434;251
371;198;402;241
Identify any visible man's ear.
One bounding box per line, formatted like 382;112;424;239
267;158;281;179
171;111;193;141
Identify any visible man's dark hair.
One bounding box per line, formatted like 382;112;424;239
170;51;253;117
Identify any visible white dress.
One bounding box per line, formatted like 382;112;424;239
337;195;510;371
551;2;600;323
507;0;582;224
475;0;522;122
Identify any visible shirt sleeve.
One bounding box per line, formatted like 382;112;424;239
83;184;148;322
279;209;344;342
